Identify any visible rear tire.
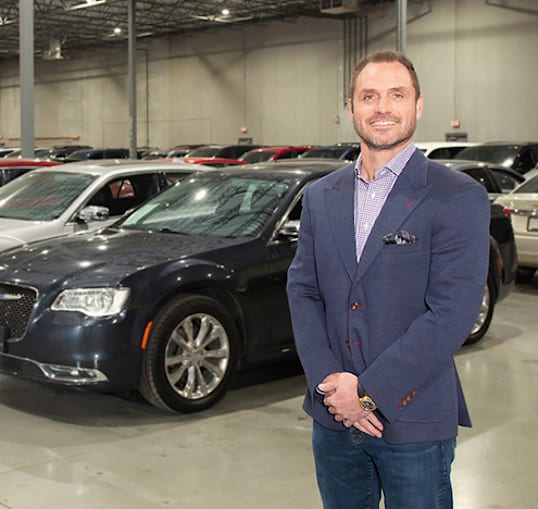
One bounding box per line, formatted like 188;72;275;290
464;278;494;345
516;267;536;284
140;294;239;412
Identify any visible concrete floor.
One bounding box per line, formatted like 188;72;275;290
0;279;537;509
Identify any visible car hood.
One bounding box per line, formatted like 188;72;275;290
0;227;246;288
0;218;57;251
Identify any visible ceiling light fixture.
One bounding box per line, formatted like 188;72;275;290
64;0;107;11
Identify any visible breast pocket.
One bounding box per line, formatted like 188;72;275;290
382;241;423;255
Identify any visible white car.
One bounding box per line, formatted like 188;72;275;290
494;175;538;282
415;141;478;159
0;159;203;252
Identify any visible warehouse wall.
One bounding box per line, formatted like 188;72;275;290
0;0;536;150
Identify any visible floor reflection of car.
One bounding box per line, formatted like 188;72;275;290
0;158;513;413
0;159;202;252
0;158;60;186
494;174;538;282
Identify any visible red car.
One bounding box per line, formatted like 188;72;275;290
0;158;60;186
239;145;312;163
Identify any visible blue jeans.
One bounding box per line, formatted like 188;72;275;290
312;421;455;509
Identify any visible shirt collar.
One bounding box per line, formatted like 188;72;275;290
355;142;417;181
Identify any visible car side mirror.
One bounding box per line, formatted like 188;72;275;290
76;205;110;223
277;220;300;241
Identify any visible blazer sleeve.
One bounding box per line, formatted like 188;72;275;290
287;188;343;395
360;181;491;423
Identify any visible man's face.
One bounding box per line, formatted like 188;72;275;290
348;61;423;152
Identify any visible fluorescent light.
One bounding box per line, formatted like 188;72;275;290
64;0;107;11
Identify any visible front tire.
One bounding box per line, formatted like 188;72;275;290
140;294;239;412
464;278;494;345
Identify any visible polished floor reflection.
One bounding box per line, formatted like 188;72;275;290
0;279;536;509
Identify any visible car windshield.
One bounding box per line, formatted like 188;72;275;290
457;145;517;168
0;171;95;221
186;147;221;158
301;147;346;159
513;176;538;193
240;151;275;163
119;173;293;238
66;149;93;160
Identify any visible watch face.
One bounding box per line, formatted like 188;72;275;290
360;397;376;411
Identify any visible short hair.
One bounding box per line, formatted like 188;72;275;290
348;51;421;101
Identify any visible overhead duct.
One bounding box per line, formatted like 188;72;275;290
320;0;360;15
42;38;63;60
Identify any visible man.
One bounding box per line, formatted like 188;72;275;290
286;51;490;508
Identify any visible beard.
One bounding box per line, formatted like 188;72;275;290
353;115;417;152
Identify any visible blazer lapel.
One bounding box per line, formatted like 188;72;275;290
354;151;431;282
325;166;357;281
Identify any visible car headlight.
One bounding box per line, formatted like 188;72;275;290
51;288;130;317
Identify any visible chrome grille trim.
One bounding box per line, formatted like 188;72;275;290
0;281;38;341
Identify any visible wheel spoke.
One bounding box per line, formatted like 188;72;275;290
167;362;188;386
200;359;224;379
194;315;210;347
165;353;189;367
202;346;229;360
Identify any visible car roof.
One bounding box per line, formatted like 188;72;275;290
39;159;203;176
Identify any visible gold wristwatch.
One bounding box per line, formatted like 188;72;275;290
357;382;377;411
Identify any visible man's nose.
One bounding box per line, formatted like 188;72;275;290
374;95;391;112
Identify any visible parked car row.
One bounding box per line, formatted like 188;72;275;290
0;151;519;413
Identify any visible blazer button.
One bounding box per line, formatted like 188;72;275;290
350;302;362;311
344;340;351;348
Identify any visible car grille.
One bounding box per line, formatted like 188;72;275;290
0;283;37;340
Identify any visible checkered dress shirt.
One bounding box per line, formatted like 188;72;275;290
354;143;417;262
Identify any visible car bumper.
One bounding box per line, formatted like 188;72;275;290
1;308;151;391
514;234;538;268
0;352;108;385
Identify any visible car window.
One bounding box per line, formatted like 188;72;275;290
0;171;95;221
187;147;221;158
513;176;538;193
462;168;497;193
488;168;522;193
87;174;162;217
240;151;274;163
0;167;36;186
514;150;534;174
429;147;467;159
121;174;293;238
457;146;517;167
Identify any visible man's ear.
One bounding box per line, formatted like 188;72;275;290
348;98;354;114
416;95;424;120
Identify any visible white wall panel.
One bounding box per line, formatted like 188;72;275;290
0;1;536;150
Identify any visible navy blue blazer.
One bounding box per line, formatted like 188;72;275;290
286;150;490;444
